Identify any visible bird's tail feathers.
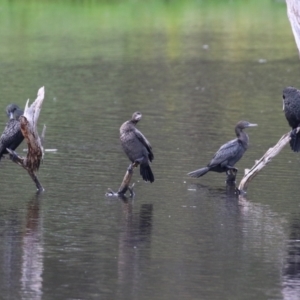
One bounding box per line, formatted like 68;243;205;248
290;129;300;152
140;164;154;183
187;167;209;178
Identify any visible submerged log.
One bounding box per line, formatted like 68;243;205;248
7;87;45;192
238;128;300;194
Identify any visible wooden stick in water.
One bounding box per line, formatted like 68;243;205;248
106;162;138;198
117;163;136;194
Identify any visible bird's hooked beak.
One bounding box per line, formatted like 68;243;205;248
248;123;258;127
282;99;285;111
9;112;14;120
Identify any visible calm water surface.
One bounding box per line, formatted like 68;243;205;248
0;0;299;299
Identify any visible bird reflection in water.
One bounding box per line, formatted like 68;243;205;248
20;194;44;300
117;201;153;298
282;218;300;299
188;182;240;200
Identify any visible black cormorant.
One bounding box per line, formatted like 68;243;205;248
0;104;24;160
188;120;257;179
283;86;300;152
120;112;154;183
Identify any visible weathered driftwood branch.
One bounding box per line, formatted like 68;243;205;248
106;162;137;198
238;128;300;194
7;87;45;192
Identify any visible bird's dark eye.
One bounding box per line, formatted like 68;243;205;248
283;95;285;99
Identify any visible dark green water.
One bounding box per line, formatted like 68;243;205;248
0;0;299;299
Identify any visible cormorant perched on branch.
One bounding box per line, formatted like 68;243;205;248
188;121;257;179
0;104;24;160
120;112;154;183
283;86;300;152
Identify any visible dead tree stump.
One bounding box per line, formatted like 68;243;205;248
7;87;45;192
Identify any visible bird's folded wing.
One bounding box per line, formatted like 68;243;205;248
209;138;240;167
135;128;154;161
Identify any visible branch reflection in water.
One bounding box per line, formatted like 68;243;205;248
236;198;300;298
282;217;300;299
117;200;153;298
188;184;286;289
21;194;44;300
2;209;22;297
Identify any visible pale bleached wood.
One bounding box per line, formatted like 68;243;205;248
238;128;300;194
286;0;300;57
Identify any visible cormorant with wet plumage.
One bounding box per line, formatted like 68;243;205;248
0;104;24;160
120;112;154;183
188;120;257;179
283;86;300;152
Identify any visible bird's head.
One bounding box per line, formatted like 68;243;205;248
131;111;142;124
236;121;258;130
6;104;23;120
282;86;298;111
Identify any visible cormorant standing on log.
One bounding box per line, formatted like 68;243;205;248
0;104;24;160
188;120;257;179
283;86;300;152
120;112;154;183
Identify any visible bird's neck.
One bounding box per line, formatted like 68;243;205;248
236;129;249;148
130;120;138;125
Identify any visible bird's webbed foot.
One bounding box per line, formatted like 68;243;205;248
226;167;238;183
291;128;297;139
127;163;136;173
290;127;300;140
226;169;237;176
232;167;238;174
